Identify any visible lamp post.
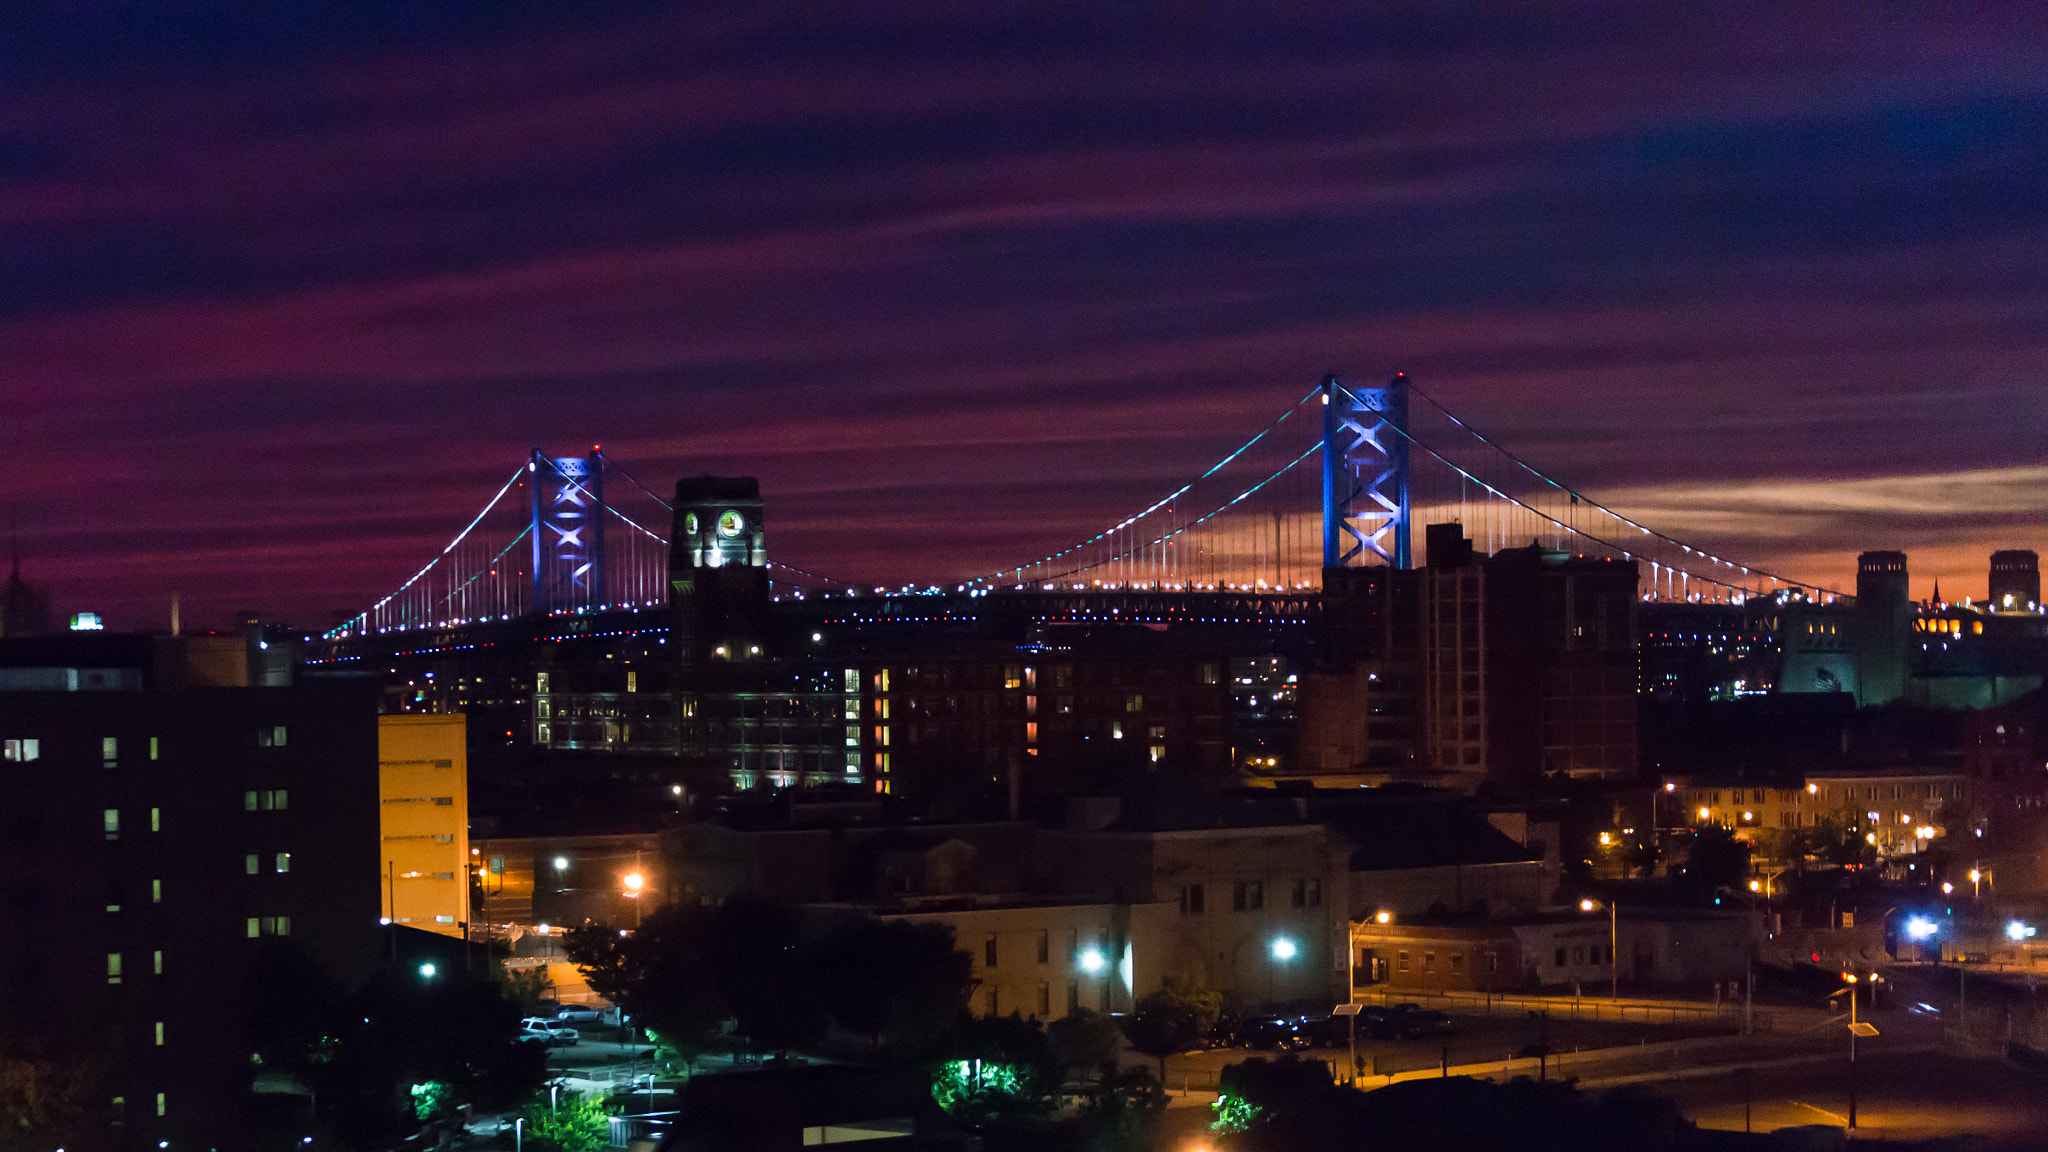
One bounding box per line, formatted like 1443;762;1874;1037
1580;899;1618;1000
1843;973;1860;1132
623;871;645;928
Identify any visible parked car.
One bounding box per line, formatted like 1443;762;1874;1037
1354;1006;1398;1040
1238;1017;1309;1052
520;1018;579;1047
1298;1014;1354;1048
1391;1008;1453;1039
554;1003;604;1023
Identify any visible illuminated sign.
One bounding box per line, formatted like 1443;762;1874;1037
69;612;104;631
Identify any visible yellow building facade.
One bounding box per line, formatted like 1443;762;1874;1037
379;713;469;935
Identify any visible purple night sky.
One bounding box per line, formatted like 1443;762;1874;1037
4;5;2046;630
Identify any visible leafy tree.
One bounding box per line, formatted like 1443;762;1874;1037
1670;825;1751;904
498;963;557;1013
520;1089;620;1152
306;965;546;1145
1119;977;1220;1084
930;1013;1061;1132
0;1044;97;1148
711;901;829;1054
569;904;972;1066
567;905;731;1066
1046;1007;1125;1083
1075;1066;1166;1151
817;918;974;1059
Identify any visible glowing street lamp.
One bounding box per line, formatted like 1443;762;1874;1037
1270;937;1298;962
1579;898;1619;1000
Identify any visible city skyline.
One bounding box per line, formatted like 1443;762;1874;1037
5;4;2047;629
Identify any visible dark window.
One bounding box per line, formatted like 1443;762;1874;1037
1180;884;1205;915
1554;948;1567;968
984;935;998;968
1233;880;1263;912
1036;930;1050;964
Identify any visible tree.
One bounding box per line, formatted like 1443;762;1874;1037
1075;1066;1166;1151
305;965;547;1145
567;904;732;1067
1046;1007;1125;1083
1119;977;1220;1084
1671;825;1750;904
520;1089;619;1152
817;918;975;1059
931;1013;1060;1132
0;1044;97;1148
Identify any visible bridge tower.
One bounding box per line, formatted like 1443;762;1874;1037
1321;373;1411;570
529;450;605;614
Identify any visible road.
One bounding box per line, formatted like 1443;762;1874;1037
1651;1051;2048;1147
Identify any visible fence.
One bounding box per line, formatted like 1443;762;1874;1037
1366;987;1766;1030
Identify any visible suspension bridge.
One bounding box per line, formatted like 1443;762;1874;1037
320;375;1842;643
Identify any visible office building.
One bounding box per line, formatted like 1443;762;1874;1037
0;631;379;1150
378;712;470;935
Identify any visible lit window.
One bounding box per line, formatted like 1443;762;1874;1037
2;738;39;761
150;808;160;832
155;1021;164;1046
149;736;159;760
157;1092;166;1116
104;809;119;838
275;853;291;873
247;918;260;938
107;953;122;984
246;855;259;875
102;736;118;766
151;879;161;904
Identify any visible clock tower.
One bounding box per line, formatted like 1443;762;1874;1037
669;476;769;666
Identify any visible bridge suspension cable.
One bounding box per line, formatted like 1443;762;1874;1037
1394;380;1845;599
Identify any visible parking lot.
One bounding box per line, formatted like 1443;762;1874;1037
1134;1006;1732;1089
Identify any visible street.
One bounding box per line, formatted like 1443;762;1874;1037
1654;1052;2048;1147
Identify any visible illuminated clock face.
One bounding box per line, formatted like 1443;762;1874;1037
716;510;745;538
684;512;699;536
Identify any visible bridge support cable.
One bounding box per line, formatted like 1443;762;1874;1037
958;385;1324;592
323;464;530;639
1397;380;1841;597
1329;379;1839;603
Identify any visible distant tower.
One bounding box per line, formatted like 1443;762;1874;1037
1854;550;1910;707
668;476;768;665
1989;550;2040;612
1323;373;1411;572
0;532;51;638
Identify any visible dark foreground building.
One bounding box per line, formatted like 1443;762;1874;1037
0;631;380;1151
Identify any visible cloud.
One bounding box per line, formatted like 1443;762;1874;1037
3;5;2046;626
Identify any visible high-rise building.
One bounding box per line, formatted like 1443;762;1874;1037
1854;551;1911;707
1990;550;2041;612
0;631;380;1149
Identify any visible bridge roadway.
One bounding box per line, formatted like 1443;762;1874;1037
307;587;1327;668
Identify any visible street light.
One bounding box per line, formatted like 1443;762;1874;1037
418;962;436;979
1270;937;1298;962
1579;898;1618;1000
1839;972;1880;1132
